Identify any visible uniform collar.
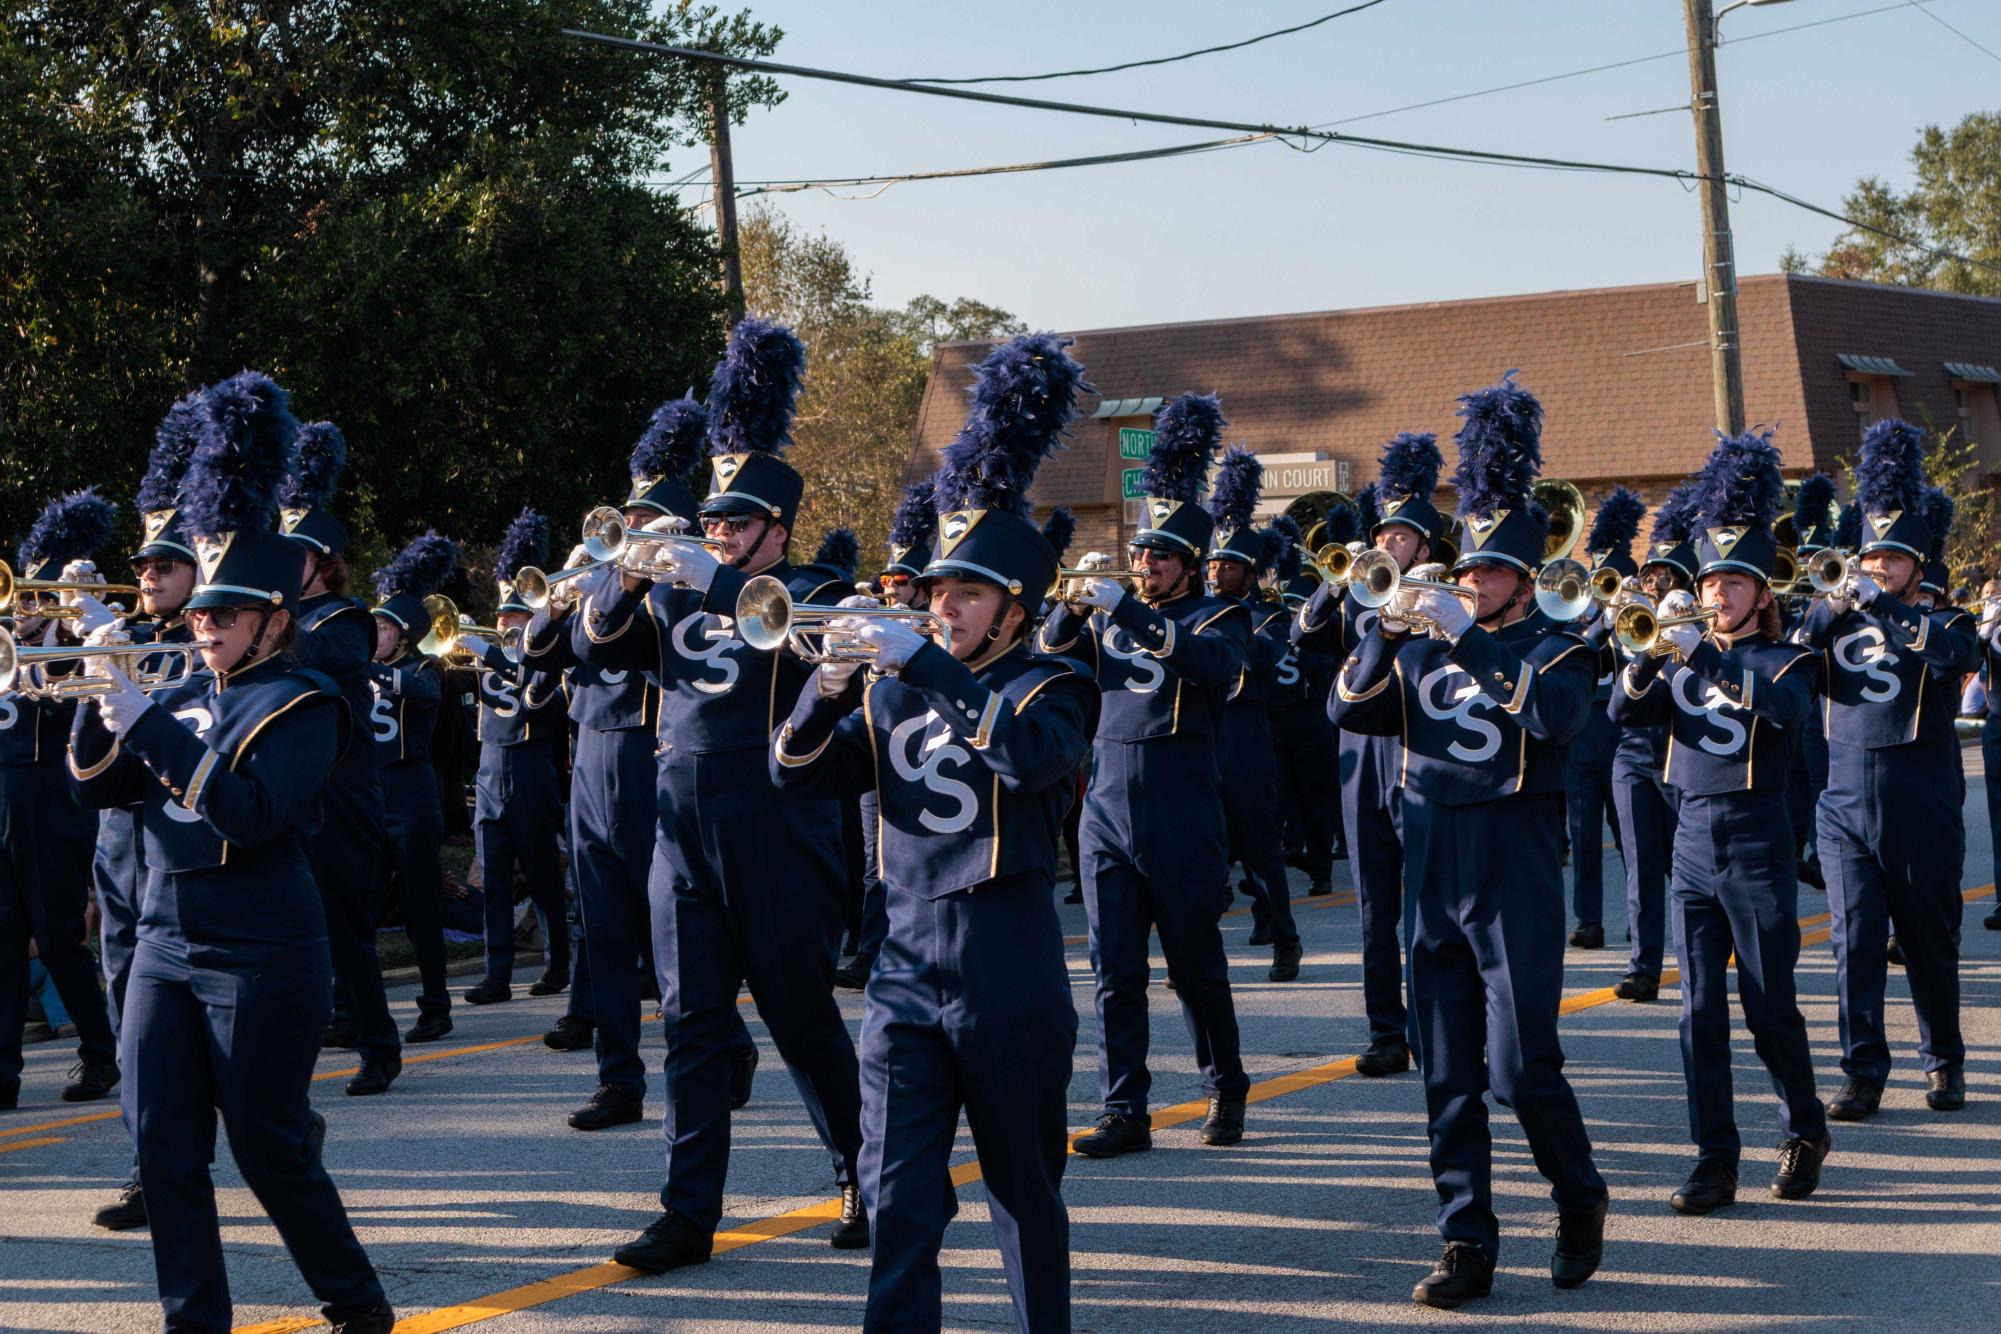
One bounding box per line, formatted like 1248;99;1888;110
214;649;285;692
965;636;1026;677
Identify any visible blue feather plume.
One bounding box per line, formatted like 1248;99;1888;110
1793;473;1835;540
935;333;1090;515
19;489;118;569
706;317;807;458
373;531;460;600
1920;485;1955;561
1354;483;1381;536
1318;503;1358;547
496;508;549;583
1040;507;1077;560
1832;501;1863;550
183;370;298;542
1451;371;1543;517
279;421;348;512
889;479;938;549
1692;427;1785;530
136;391;206;513
1206;445;1262;530
1141;392;1224;504
1854;418;1928;516
1587;486;1646;555
1379;431;1441;501
632;396;709;480
1651;481;1699;547
812;528;859;574
1269;521;1303;583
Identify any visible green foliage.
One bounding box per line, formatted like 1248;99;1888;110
1921;427;1997;591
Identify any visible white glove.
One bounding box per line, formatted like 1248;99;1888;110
1661;619;1703;658
815;659;861;695
1658;589;1697;619
58;560;103;600
648;539;720;593
450;633;484;661
855;618;926;672
1075;577;1125;612
88;658;154;735
1853;570;1883;609
1409;586;1473;640
836;594;879;611
1076;550;1114;573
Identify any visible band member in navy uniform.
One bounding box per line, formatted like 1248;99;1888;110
459;509;571;1003
1564;488;1644;950
1609;429;1829;1212
1206;447;1303;981
1331;374;1608;1308
1041;390;1255;1156
1268;511;1347;895
1786;474;1838;889
277;421;404;1096
1979;575;2001;932
774;332;1096;1333
793;528;872;973
87;400;203;1229
70;370;392;1333
1801;419;1978;1118
3;491;122;1115
542;318;868;1269
369;531;460;1043
1295;431;1452;1078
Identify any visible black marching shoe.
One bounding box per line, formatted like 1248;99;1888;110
92;1180;148;1231
463;977;512;1005
1062;886;1083;905
1356;1038;1412;1078
1772;1134;1829;1199
1269;940;1303;983
322;1018;359;1050
830;1183;870;1249
1200;1097;1246;1146
832;954;873;991
1826;1076;1882;1122
404;1010;453;1044
1984;906;2001;930
62;1060;120;1103
1411;1242;1494;1309
345;1054;401;1097
1307;878;1333;897
1613;972;1658;1002
528;969;569;997
1550;1198;1607;1289
329;1305;396;1334
1926;1068;1966;1111
1332;843;1350;862
1247;918;1273;948
729;1046;759;1110
569;1084;644;1131
613;1210;712;1273
1797;855;1825;890
544;1015;595;1052
1073;1112;1152;1159
1568;923;1605;950
1669;1159;1737;1214
0;1084;16;1112
1886;936;1906;968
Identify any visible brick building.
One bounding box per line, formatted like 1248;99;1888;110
905;274;2001;560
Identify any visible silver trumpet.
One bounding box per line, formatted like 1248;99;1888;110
511;541;603;611
581;505;727;582
0;625;211;699
734;575;951;663
1808;548;1858;600
1346;548;1478;636
1534;557;1596;623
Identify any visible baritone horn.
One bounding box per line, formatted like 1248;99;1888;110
734;575;951;663
0;626;210;698
1613;602;1719;658
1534;480;1588;563
0;560;140;619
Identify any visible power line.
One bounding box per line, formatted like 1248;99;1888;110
902;1;1389;85
728;133;1276;200
1903;0;2001;64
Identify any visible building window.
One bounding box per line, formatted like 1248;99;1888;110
1848;376;1898;443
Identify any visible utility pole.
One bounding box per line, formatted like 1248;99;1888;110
707;65;745;323
1683;0;1745;436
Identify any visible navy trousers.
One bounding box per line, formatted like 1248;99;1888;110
1611;753;1677;981
1820;742;1965;1081
308;788;399;1063
474;739;570;985
1402;791;1607;1259
1339;732;1406;1045
570;726;660;1095
1564;709;1618;928
92;810;141;1039
850;791;889;963
1670;791;1826;1165
126;941;383;1331
1984;721;2001;905
650;747;862;1233
380;761;449;1015
1080;736;1247;1118
1219;708;1299;946
859;877;1075;1334
1271;715;1337;878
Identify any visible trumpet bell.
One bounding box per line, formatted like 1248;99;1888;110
1344;549;1405;610
1808;549;1854;597
417;595;462;659
1770;547;1800;594
1311;545;1353;582
0;559;141;616
1535;558;1594;623
735;574;793;653
1587;565;1625;602
580;507;627;565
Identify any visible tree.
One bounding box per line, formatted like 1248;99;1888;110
1787;110;2001;296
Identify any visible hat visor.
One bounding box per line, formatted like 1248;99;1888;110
1696;558;1770;582
920;558;1018;593
1451;551;1531;576
698;494;772;519
133;541;196;564
186;586;279;611
1130;531;1199;556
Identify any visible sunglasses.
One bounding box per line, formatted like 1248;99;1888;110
186;605;251;631
130;558;185;579
879;575;912;588
700;514;758;535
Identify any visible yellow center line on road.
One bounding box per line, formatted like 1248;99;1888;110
235;880;1992;1334
0;1135;65;1155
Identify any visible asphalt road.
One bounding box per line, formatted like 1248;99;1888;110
4;748;1999;1333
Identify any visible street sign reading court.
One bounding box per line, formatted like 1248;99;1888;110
1118;428;1154;460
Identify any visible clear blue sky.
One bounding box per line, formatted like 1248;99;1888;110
688;0;1997;332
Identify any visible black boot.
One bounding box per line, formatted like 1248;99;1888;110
322;1018;359;1050
1568;923;1605;950
61;1059;120;1103
1550;1198;1607;1289
464;977;512;1005
1827;1076;1883;1122
1926;1068;1966;1111
528;968;569;997
1797;855;1825;890
1984;906;2001;930
1772;1134;1829;1198
345;1054;402;1097
1247;917;1273;947
1073;1112;1152;1159
1062;885;1083;905
544;1015;595;1052
829;1183;869;1249
92;1180;148;1231
404;1009;453;1044
1411;1243;1494;1309
1200;1097;1245;1146
569;1084;644;1131
613;1210;712;1272
1269;940;1303;983
729;1046;759;1110
1307;878;1333;897
1669;1159;1737;1214
1613;972;1658;1002
832;954;873;991
1356;1038;1412;1077
329;1306;396;1334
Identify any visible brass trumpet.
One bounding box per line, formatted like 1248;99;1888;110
511;542;602;611
1053;566;1141;608
1808;549;1856;599
1771;546;1801;596
1309;544;1360;584
581;505;727;581
735;575;951;664
0;626;211;698
415;595;519;664
1613;602;1719;658
0;560;140;619
1587;564;1626;602
1346;548;1478;631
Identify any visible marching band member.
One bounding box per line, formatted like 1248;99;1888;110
773;331;1098;1333
1295;432;1451;1078
1205;447;1304;981
1787;473;1838;889
543;318;868;1270
1267;511;1348;895
792;528;872;975
1980;575;2001;932
1041;390;1255;1158
1331;374;1608;1308
70;371;391;1333
2;490;121;1114
368;531;461;1043
1800;420;1977;1118
460;509;571;1003
1608;430;1828;1212
1564;488;1644;950
278;422;404;1096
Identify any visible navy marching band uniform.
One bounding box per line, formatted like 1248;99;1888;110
1267;516;1345;896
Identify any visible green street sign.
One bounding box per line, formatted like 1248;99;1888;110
1120;466;1148;500
1118;427;1154;460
